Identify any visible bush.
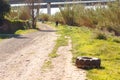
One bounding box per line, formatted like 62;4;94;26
19;7;31;20
112;37;120;43
38;13;50;21
0;19;30;34
52;12;65;24
6;7;31;21
58;1;120;35
96;32;107;40
6;11;18;20
93;30;107;40
0;0;10;25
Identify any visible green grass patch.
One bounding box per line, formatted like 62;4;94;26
15;29;38;35
0;39;2;42
48;24;68;58
52;24;120;80
41;60;53;71
49;35;68;58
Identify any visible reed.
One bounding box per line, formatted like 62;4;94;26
56;1;120;35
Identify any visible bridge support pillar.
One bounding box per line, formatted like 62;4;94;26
47;2;51;15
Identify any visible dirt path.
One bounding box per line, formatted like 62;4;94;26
0;23;86;80
40;38;86;80
0;24;57;80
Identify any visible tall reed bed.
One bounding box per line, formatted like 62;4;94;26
55;1;120;35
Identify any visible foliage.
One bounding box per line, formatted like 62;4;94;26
49;35;68;58
19;7;31;20
38;13;50;21
25;0;41;29
41;60;53;71
0;19;31;34
58;1;120;35
54;24;120;80
15;29;38;35
0;0;10;25
6;11;18;20
51;12;65;24
92;30;108;40
49;27;68;58
6;7;31;21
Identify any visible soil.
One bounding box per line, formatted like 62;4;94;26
0;23;86;80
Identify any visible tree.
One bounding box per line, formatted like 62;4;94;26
0;0;10;25
25;0;41;29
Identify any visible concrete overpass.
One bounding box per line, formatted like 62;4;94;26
10;0;115;15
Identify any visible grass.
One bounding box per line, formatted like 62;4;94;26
0;39;2;42
51;24;120;80
52;1;120;35
48;24;68;58
41;60;53;71
15;29;38;35
49;35;68;58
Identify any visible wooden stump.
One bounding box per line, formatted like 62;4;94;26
76;56;101;69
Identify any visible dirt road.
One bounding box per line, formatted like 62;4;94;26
0;24;57;80
0;24;86;80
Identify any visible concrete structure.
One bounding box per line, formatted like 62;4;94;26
10;0;115;15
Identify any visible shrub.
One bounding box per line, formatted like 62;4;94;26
112;37;120;43
93;30;107;40
0;19;30;34
6;11;18;20
38;13;50;21
0;0;10;26
19;7;31;20
52;12;65;24
58;1;120;35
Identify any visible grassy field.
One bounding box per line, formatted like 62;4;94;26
51;23;120;80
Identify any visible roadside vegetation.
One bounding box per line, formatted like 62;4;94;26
0;0;120;79
15;29;38;35
50;24;120;80
41;59;53;71
50;0;120;36
45;1;120;80
0;5;39;40
49;30;68;58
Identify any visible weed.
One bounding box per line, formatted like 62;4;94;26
15;29;38;35
41;60;53;71
52;24;120;80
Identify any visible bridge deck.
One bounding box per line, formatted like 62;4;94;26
9;0;114;4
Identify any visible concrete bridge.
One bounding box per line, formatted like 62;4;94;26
10;0;115;15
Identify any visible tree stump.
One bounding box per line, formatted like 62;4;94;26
76;56;101;69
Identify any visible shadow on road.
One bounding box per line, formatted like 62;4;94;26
0;34;28;39
39;30;57;32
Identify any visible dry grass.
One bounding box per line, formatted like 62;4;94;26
53;1;120;35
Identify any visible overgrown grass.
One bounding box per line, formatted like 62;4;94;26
54;24;120;80
15;29;38;35
52;1;120;35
